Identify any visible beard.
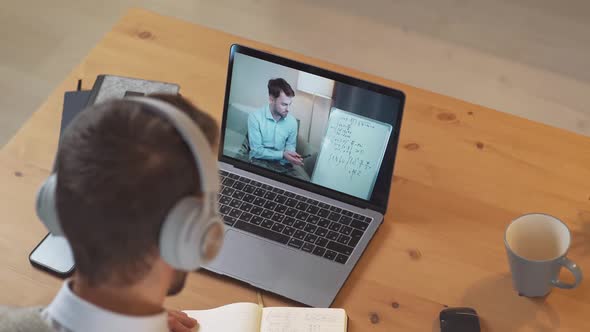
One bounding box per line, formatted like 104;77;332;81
167;271;188;296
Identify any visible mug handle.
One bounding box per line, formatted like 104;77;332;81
552;257;583;289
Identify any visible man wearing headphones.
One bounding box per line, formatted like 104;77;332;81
0;94;224;332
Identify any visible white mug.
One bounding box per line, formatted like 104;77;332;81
504;213;583;297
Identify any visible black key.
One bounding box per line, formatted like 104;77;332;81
285;198;298;207
229;199;242;208
232;181;245;190
264;191;277;201
222;178;236;186
327;231;339;241
251;206;264;215
312;246;326;256
284;192;295;198
243;185;255;194
251;181;262;187
335;254;349;264
239;212;253;222
261;209;274;219
315;227;328;237
234;220;289;244
328;222;341;232
219;195;232;205
324;250;337;260
315;237;328;247
295;202;309;211
271;223;285;233
228;173;239;179
240;203;253;212
302;242;315;253
295;194;305;201
329;206;342;213
231;190;246;200
364;216;372;223
254;188;266;197
285;208;298;217
274;195;287;204
337;234;351;245
274;204;287;214
232;190;246;201
282;216;296;226
221;187;235;196
243;194;256;203
272;187;284;194
229;208;242;218
339;216;352;225
251;216;263;225
223;216;236;226
282;226;295;236
327;241;354;255
304;223;317;233
240;178;251;184
308;215;320;225
306;205;320;215
294;230;307;240
253;197;266;207
317;209;330;218
348;229;364;247
271;213;285;223
352;213;363;220
350;219;368;231
318;202;329;209
308;199;319;206
295;211;309;221
219;170;229;176
340;225;353;235
262;184;273;191
261;219;274;229
288;238;303;249
342;210;353;217
304;233;318;244
328;212;341;222
219;205;231;215
318;218;330;228
264;201;277;210
293;220;306;230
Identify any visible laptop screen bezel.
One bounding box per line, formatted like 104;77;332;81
218;44;405;214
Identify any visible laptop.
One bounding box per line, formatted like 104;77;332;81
205;44;405;307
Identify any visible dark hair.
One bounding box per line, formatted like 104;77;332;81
55;94;218;286
268;78;295;98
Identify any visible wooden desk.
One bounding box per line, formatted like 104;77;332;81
2;8;590;331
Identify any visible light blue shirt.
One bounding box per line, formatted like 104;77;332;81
248;104;298;161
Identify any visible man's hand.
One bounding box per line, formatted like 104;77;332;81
168;310;198;332
283;151;304;166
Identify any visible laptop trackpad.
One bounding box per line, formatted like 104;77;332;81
213;230;284;288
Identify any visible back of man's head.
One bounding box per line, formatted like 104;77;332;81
55;94;218;287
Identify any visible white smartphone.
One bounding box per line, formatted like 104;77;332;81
29;233;75;278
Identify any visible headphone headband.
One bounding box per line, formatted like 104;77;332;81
125;97;220;195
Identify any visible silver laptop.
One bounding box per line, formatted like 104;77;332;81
204;45;405;307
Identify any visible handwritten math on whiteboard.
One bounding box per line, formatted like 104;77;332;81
311;108;392;200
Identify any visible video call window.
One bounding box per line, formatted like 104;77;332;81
223;53;400;200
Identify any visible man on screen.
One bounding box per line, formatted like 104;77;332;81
247;78;304;166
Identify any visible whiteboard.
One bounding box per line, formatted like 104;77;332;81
311;108;392;200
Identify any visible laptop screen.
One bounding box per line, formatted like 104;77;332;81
220;45;405;212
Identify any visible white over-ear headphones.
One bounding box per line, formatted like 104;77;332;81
35;97;224;271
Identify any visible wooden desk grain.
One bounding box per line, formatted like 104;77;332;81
1;8;589;332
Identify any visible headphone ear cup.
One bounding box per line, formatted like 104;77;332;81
35;174;64;236
159;197;204;270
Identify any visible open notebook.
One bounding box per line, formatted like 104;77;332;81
184;302;347;332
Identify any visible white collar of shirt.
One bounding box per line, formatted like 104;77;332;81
45;281;169;332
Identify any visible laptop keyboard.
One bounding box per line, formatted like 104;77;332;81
217;170;372;264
